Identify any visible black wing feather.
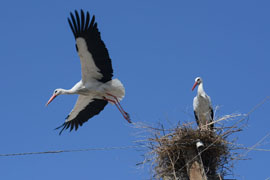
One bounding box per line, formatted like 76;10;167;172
70;13;78;35
194;111;200;127
85;12;90;30
70;122;74;131
210;107;214;130
68;10;113;83
55;99;108;135
80;10;85;32
75;10;81;33
68;19;76;38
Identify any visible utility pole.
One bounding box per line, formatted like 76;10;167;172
184;140;207;180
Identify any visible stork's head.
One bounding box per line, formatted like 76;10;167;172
46;89;63;106
192;77;202;91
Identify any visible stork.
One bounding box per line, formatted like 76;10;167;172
46;10;131;135
192;77;214;130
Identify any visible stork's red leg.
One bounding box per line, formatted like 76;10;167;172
103;97;125;117
106;93;130;121
103;96;131;123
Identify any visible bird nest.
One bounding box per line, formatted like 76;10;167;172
136;114;246;180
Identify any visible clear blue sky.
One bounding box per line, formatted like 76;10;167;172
0;0;269;179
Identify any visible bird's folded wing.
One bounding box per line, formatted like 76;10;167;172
206;94;214;120
68;10;113;84
56;95;108;135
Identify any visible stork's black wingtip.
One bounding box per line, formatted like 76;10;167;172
59;129;65;135
54;123;65;135
55;123;63;130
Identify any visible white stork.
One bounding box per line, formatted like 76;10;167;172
46;10;131;135
192;77;214;130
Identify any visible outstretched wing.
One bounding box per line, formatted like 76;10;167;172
68;10;113;83
56;95;108;135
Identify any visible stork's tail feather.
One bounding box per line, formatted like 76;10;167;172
107;79;125;101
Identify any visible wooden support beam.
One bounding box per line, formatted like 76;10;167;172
184;147;207;180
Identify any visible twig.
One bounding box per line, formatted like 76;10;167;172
238;133;270;158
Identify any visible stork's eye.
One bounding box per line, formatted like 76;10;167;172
54;90;58;94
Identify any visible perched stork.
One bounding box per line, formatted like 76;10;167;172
192;77;214;130
46;10;131;135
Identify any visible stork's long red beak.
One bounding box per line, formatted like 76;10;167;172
46;94;57;106
192;82;198;91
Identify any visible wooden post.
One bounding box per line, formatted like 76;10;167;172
184;147;207;180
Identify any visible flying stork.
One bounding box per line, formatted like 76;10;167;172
46;10;131;135
192;77;214;130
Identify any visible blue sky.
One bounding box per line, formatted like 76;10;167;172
0;0;270;179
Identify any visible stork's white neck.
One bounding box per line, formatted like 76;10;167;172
59;88;76;95
197;83;205;96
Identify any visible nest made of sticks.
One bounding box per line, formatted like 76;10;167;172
136;114;246;180
153;127;229;180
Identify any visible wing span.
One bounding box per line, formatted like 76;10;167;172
68;10;113;83
56;95;108;135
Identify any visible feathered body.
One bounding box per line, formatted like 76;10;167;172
192;77;214;130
